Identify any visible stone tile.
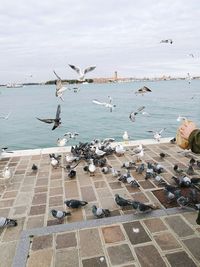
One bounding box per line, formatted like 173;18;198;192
166;251;197;267
97;188;112;198
49;187;63;196
36;178;48;187
37;171;49;178
81;186;97;202
21;185;33;192
0;199;14;208
139;180;155;189
102;225;125;243
26;215;45;229
109;182;123;189
50;179;62;187
183;237;200;261
2;217;25;242
0;241;17;267
79;228;103;257
32;234;53;251
55;248;79;267
82;256;108;267
23;178;35;185
67;209;83;223
94;181;107;188
143;218;167;233
131;192;149;203
125;185;141;193
107;244;134;265
0;208;10;217
27;249;53;267
34;186;48;193
49;195;63;206
30;205;46;216
13;205;27;216
15;192;32;206
135;244;167;267
165;215;194;237
56;232;77;249
182;212;198;226
123;221;151;245
2;191;18;199
154;232;181;250
65;181;79;198
32;193;47;205
77;174;91;186
100;197;118;210
47;219;63;226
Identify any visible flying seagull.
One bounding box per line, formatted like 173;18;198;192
147;128;166;142
135;86;152;95
37;105;61;130
53;70;68;101
129;106;145;122
160;39;173;44
92;96;116;112
0;111;11;120
68;64;96;82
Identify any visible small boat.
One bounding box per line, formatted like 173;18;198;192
6;83;23;88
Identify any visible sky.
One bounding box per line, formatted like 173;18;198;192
0;0;200;83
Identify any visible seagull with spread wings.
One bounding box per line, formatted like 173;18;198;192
36;105;61;130
68;64;96;82
129;106;146;122
0;111;11;120
147;128;166;142
53;70;68;101
160;39;173;44
135;86;152;95
92;96;116;112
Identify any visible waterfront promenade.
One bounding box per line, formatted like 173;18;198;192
0;139;200;267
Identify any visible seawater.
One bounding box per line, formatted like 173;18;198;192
0;80;199;150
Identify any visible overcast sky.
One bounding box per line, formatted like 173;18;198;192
0;0;200;83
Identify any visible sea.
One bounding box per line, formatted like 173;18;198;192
0;80;199;150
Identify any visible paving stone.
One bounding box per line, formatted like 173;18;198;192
165;215;194;237
0;241;17;267
143;218;167;233
67;209;83;223
50;180;62;187
139;180;155;189
36;178;48;187
30;205;46;216
2;191;18;199
34;186;48;193
13;205;27;215
82;256;108;267
183;237;200;261
65;181;79;198
21;185;33;192
2;217;25;242
49;187;63;196
81;186;97;202
15;192;32;206
100;197;118;210
47;219;64;226
97;188;112;198
131;192;149;203
77;174;91;186
55;248;79;267
154;231;181;250
79;228;103;257
26;215;45;229
27;249;53;267
32;234;53;251
166;251;197;267
49;195;63;206
107;243;134;265
0;208;10;217
0;199;14;208
182;212;198;226
123;221;151;245
109;182;123;189
56;232;77;249
32;193;47;205
135;244;167;267
125;185;141;193
102;225;125;243
94;181;107;188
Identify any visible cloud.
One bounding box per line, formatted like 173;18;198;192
0;0;200;83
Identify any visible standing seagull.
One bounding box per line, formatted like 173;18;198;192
68;64;96;82
37;105;61;130
147;128;166;142
53;70;68;101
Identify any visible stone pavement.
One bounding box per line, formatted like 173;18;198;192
0;140;200;266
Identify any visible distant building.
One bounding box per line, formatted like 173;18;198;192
114;71;118;81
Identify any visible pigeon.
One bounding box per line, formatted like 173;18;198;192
49;153;60;168
68;169;76;179
196;161;200;169
101;166;110;174
92;205;111;218
153;163;164;174
171;175;191;187
92;96;116;112
64;132;79;139
186;165;195;175
145;162;155;179
2;167;12;179
64;199;88;208
136;163;145;174
111;168;121;177
159;153;166;159
68;64;96;82
189;158;196;166
37;104;61;130
51;209;71;220
173;164;184;174
53;70;68;101
147;128;166;142
170;137;176;144
129;106;145;122
135;86;152;95
154;175;167;185
126;172;140;187
115;194;133;207
131;201;154;213
164;187;181;203
0;111;11;120
176;196;193;209
0;217;17;228
31;164;38;172
160;39;173;44
121;161;136;169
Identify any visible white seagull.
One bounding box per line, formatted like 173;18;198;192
129;106;145;122
53;70;68;101
177;115;187;122
0;111;11;120
68;64;96;82
64;132;79;139
57;137;68;147
92;96;116;112
147;128;166;142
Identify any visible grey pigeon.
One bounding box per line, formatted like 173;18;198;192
92;205;111;218
32;164;38;172
0;217;17;228
186;165;195;175
136;163;145;174
51;209;71;220
115;194;133;207
64;199;88;208
131;201;154;213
